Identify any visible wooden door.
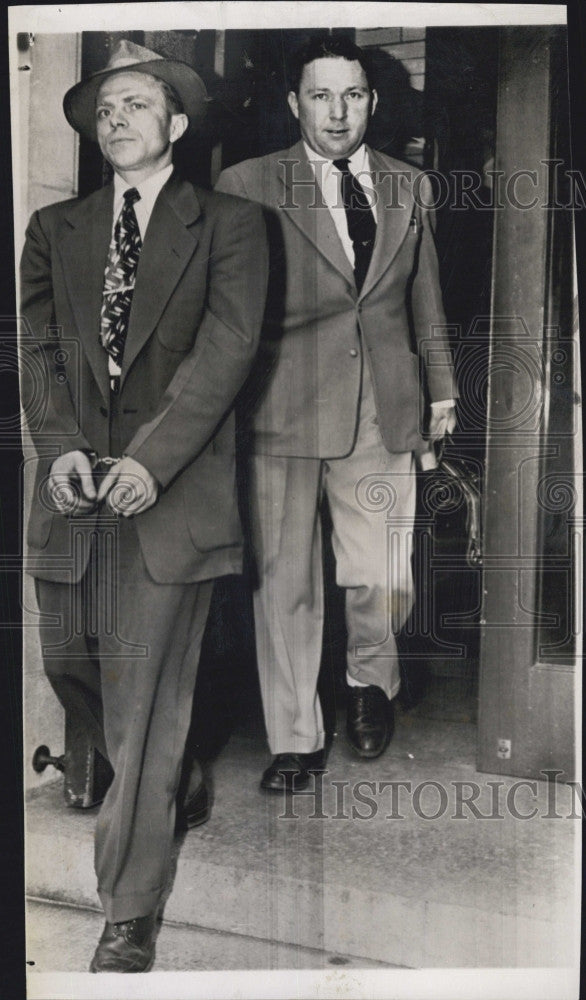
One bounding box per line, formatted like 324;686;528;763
477;26;578;780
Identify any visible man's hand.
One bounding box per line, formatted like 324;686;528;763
428;400;457;442
48;450;97;514
97;456;159;517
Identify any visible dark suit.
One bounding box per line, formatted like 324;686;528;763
20;172;268;921
217;142;455;753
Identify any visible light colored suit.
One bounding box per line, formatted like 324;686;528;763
218;141;455;458
217;142;455;753
20;172;268;920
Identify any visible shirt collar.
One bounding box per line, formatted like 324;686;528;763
302;141;370;175
112;162;174;214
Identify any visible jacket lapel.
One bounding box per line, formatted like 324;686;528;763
359;147;414;300
277;141;356;290
58;174;202;399
121;174;201;384
277;144;415;299
59;186;113;403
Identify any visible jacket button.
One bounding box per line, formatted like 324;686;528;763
99;406;108;417
349;348;358;358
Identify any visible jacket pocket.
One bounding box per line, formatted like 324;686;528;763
26;509;53;550
182;455;241;552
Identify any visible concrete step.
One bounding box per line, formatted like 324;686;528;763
26;704;579;970
26;898;395;972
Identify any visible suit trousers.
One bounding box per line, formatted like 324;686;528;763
35;511;212;923
250;363;416;754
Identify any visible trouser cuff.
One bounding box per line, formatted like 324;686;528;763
99;886;162;924
269;737;325;755
346;671;401;702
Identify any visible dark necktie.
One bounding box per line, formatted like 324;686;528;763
333;158;376;293
100;187;142;368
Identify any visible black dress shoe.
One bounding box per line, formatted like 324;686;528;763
89;912;157;973
346;685;394;758
183;780;210;829
175;759;210;831
260;751;325;793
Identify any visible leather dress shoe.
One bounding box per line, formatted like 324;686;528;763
182;780;209;829
89;912;157;973
346;685;394;758
260;751;325;793
175;758;210;831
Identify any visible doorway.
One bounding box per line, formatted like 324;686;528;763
74;25;578;780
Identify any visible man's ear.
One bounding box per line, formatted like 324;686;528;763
287;91;300;120
370;89;378;117
169;113;189;144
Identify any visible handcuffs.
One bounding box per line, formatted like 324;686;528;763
88;453;122;513
88;452;119;480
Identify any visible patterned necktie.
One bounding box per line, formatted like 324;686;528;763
333;158;377;293
100;187;142;368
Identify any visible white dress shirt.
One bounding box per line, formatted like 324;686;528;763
111;162;174;239
304;141;376;269
106;164;174;377
303;142;454;457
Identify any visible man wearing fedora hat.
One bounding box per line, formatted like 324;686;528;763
20;40;268;972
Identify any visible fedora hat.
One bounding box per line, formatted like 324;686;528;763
63;39;209;142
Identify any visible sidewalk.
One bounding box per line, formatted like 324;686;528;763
25;678;579;971
27;899;395;973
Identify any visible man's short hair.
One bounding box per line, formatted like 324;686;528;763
288;35;374;94
157;78;185;117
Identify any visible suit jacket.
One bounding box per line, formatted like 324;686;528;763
20;171;268;584
216;141;456;459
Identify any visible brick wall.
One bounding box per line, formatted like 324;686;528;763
355;26;426;91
